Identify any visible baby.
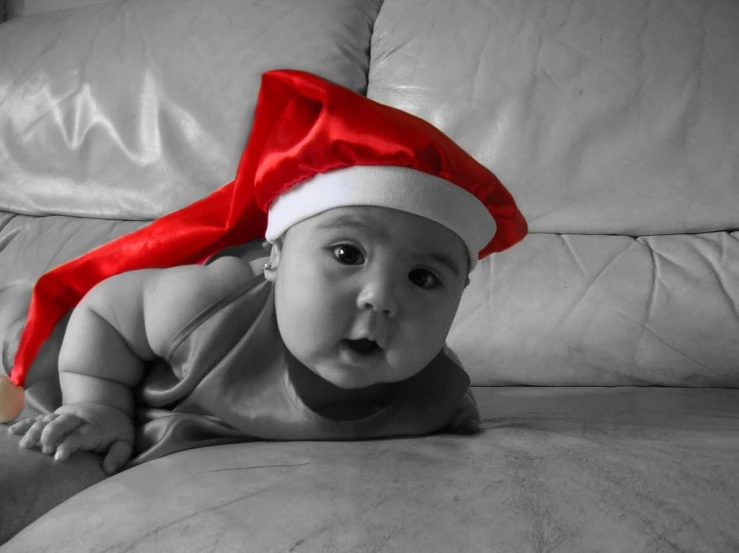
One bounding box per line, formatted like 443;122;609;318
4;70;527;475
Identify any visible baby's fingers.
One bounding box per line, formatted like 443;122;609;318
39;414;84;454
102;440;133;475
16;414;56;449
53;429;89;461
7;417;36;435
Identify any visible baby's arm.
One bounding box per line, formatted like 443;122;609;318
58;256;253;415
9;256;254;472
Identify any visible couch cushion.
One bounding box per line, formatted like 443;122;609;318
449;232;739;386
0;0;381;219
0;212;144;287
7;387;739;553
369;0;739;236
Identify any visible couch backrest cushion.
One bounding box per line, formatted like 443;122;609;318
369;0;739;237
447;231;739;386
0;0;380;219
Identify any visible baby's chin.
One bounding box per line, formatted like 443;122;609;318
292;343;430;389
311;360;422;390
311;365;381;389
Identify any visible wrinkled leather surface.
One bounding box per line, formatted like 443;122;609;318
0;212;144;287
0;0;379;219
450;231;739;386
369;0;739;236
7;387;739;553
6;0;117;19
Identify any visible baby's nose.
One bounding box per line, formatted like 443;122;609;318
356;280;398;318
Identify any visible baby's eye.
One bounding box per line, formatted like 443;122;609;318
332;245;364;265
408;269;440;289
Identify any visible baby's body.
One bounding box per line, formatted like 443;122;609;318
9;206;479;473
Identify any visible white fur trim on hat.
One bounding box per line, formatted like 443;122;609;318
265;166;495;271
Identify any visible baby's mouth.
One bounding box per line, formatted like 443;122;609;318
344;338;381;355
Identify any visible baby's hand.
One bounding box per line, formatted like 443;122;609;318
7;403;134;474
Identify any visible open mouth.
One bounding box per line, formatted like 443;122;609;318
344;338;381;355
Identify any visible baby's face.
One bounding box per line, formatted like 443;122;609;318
264;206;470;389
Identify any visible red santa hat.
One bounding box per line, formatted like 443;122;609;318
0;69;527;422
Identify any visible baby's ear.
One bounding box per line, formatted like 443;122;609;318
263;241;282;282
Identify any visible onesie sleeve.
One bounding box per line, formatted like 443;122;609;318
137;275;272;410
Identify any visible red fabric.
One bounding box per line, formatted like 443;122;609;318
10;69;527;388
251;70;527;256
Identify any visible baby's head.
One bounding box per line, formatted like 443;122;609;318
264;204;469;389
248;70;528;389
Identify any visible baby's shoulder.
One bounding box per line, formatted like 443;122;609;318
205;255;257;285
139;257;257;353
180;256;257;307
144;257;256;316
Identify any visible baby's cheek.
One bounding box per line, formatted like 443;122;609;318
276;293;338;359
414;302;456;336
411;316;454;357
388;333;443;379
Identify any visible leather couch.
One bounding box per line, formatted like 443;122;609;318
1;0;738;550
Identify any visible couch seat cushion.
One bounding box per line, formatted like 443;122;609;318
7;387;739;553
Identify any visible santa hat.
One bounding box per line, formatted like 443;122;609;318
0;69;527;422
